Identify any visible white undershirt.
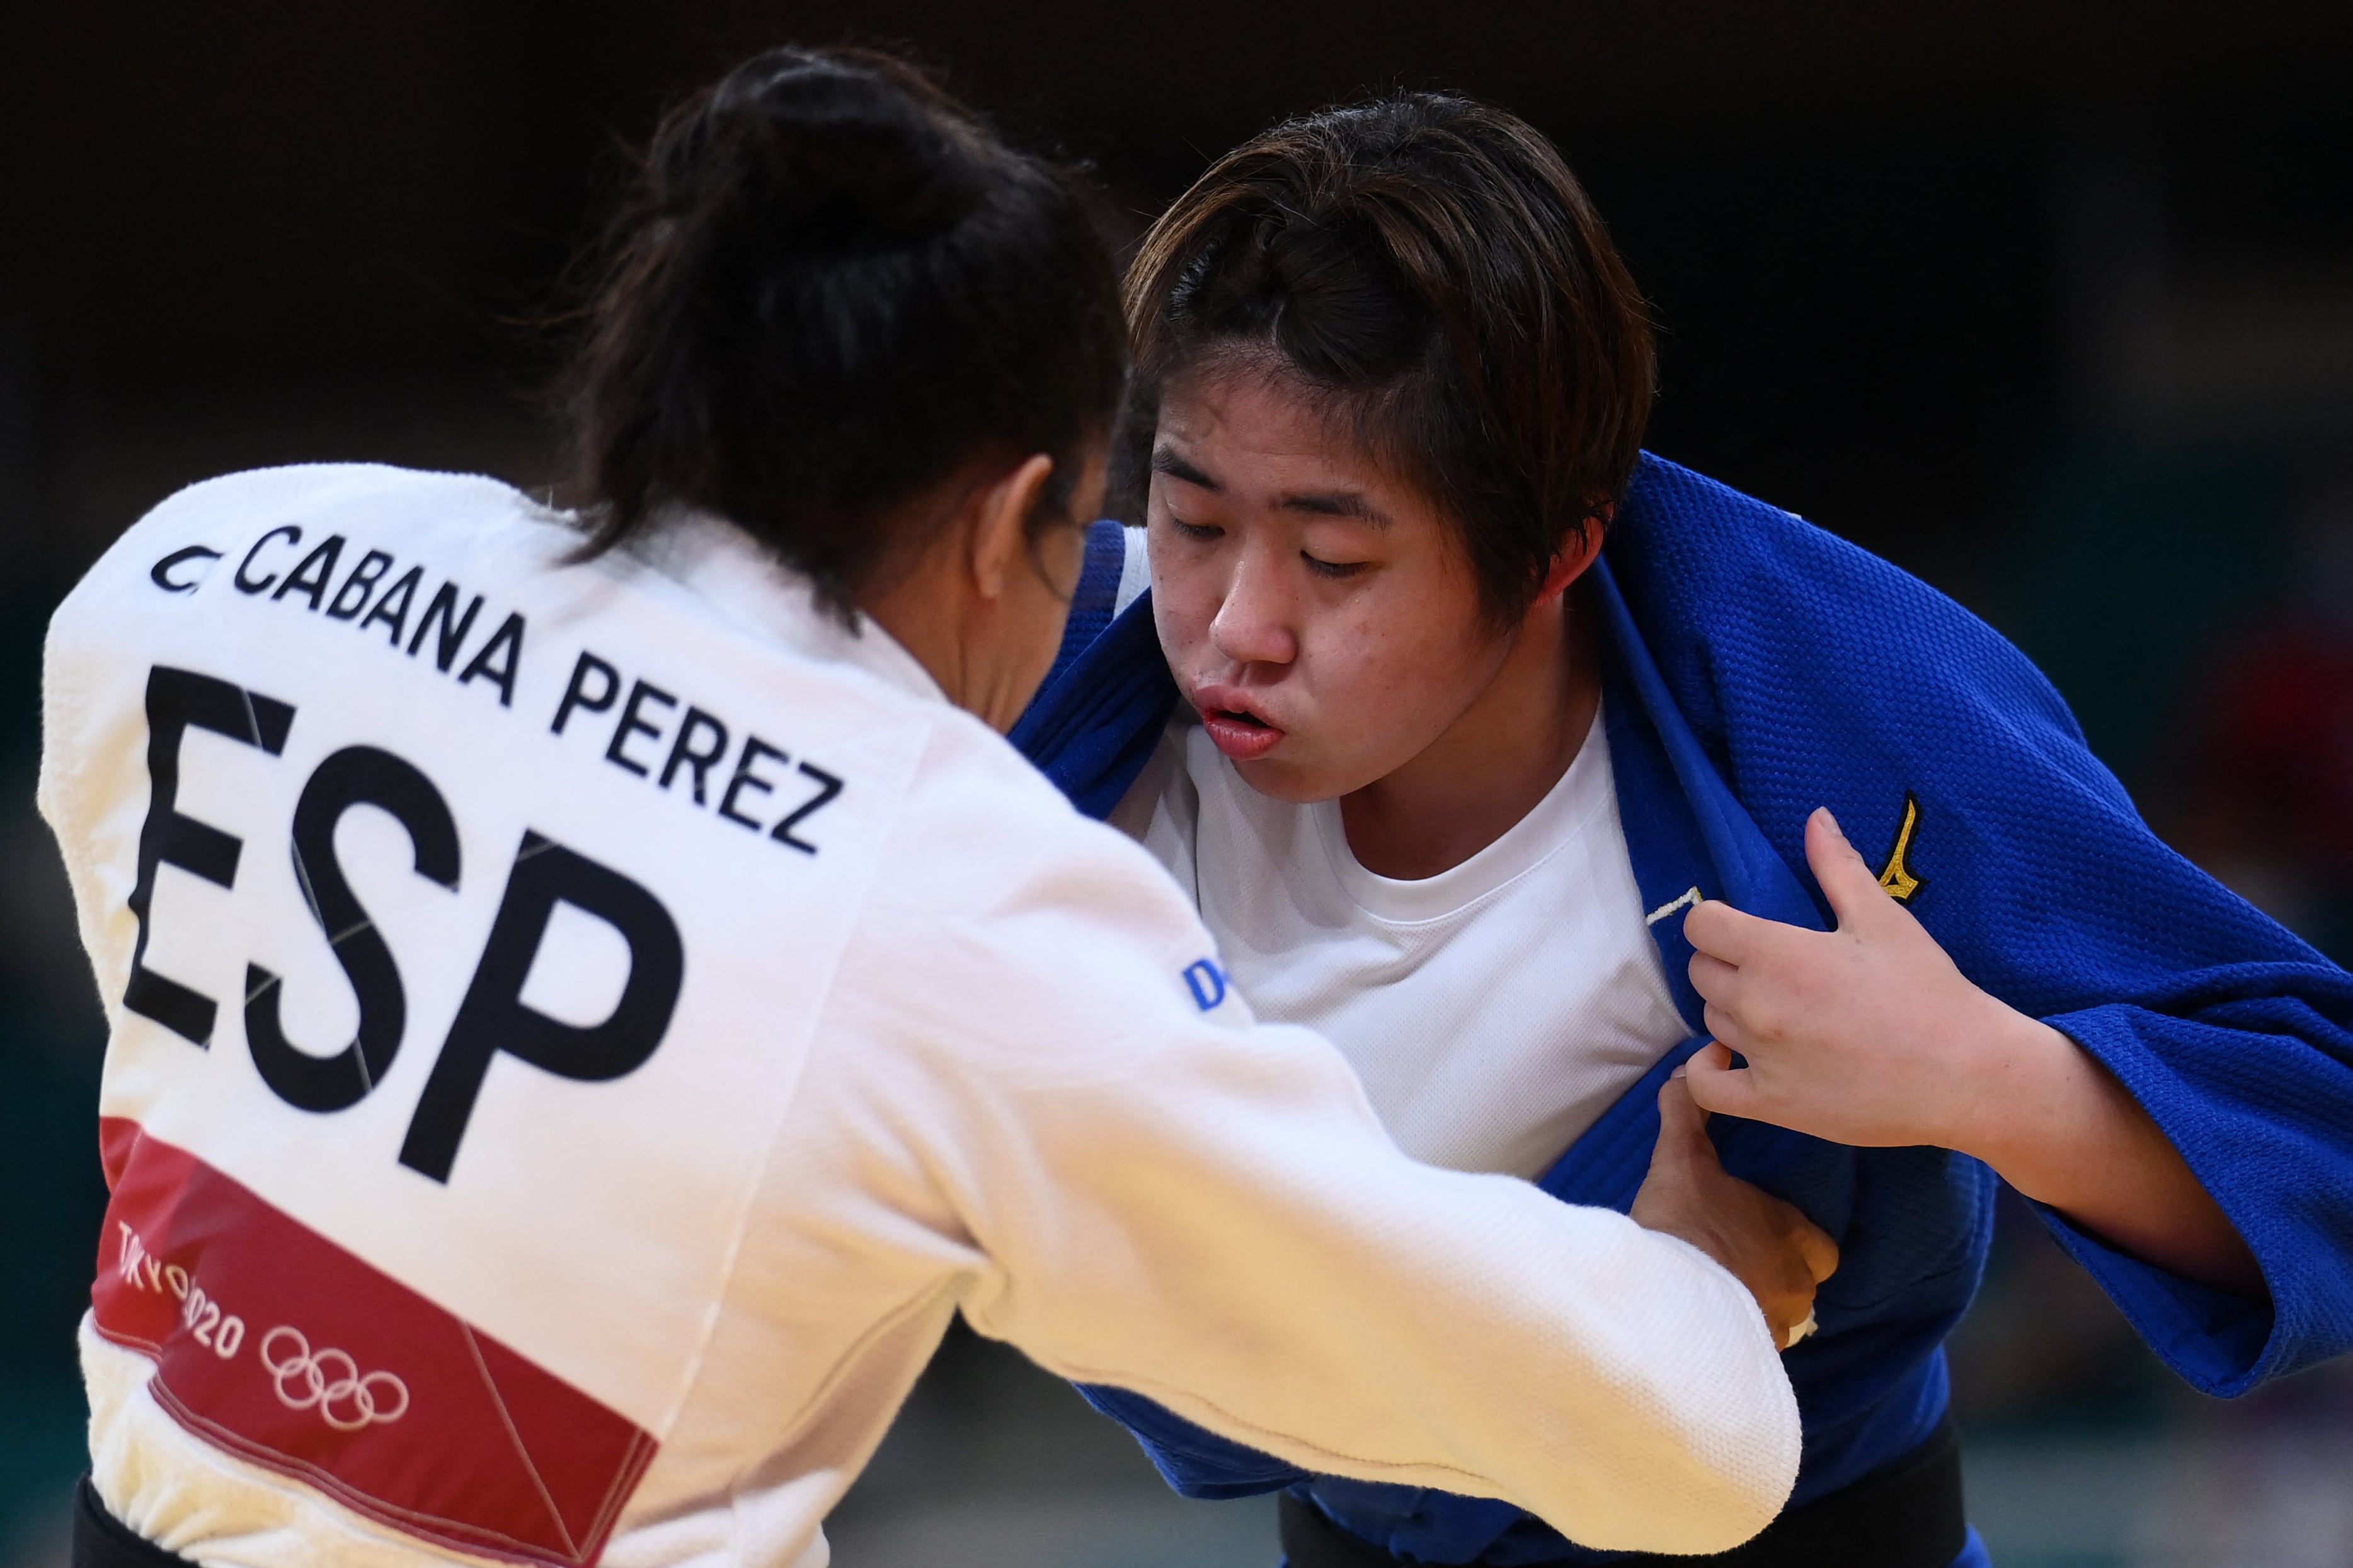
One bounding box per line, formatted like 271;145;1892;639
1114;703;1692;1179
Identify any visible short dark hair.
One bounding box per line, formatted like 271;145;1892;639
563;46;1126;616
1118;93;1655;624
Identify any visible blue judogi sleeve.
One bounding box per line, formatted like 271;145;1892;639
1610;455;2353;1397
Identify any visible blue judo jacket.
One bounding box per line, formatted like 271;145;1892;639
1010;454;2353;1566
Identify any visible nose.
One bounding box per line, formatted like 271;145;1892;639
1208;547;1300;669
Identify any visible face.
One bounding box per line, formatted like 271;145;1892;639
1148;369;1517;801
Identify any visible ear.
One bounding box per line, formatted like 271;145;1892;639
968;454;1060;600
1537;503;1612;602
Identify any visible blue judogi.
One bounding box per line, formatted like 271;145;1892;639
1011;454;2353;1566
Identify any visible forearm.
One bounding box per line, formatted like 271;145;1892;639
1012;1172;1799;1551
1953;1010;2265;1300
971;1029;1801;1552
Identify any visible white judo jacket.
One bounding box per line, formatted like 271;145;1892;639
39;464;1800;1568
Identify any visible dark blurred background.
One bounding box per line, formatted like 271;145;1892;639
5;4;2353;1564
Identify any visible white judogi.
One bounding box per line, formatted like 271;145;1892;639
42;464;1798;1568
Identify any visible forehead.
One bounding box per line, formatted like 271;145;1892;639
1155;365;1409;500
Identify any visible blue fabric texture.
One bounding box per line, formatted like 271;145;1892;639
1009;521;1175;821
1019;454;2353;1564
1035;518;1129;697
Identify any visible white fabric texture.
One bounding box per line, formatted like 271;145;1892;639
44;466;1796;1568
1113;522;1152;617
1114;705;1692;1180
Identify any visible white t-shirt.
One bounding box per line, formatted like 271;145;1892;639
1113;577;1690;1181
42;466;1795;1568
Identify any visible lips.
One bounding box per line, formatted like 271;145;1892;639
1191;685;1285;762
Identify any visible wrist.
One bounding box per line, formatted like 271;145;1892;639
1938;1001;2082;1182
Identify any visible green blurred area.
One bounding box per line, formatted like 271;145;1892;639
1998;447;2287;790
0;588;108;1565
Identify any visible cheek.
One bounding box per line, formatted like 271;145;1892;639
1286;585;1501;772
1145;533;1217;663
1314;614;1488;730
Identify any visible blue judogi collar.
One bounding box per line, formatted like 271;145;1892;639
1013;454;2353;1565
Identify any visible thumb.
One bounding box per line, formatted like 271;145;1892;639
1681;1039;1760;1119
1658;1067;1713;1132
1652;1068;1722;1165
1806;806;1891;930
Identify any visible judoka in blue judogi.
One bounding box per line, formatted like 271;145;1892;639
1012;454;2353;1568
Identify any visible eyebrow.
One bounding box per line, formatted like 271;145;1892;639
1152;447;1222;492
1280;490;1390;526
1152;445;1392;526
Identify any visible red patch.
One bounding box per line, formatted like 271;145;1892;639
92;1118;656;1567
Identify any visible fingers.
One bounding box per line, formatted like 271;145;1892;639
1634;1073;1714;1237
1681;1039;1759;1119
1762;1197;1838;1343
1805;807;1891;931
1681;896;1773;964
1658;1067;1713;1131
1687;949;1741;1006
1798;1218;1841;1285
1635;1079;1840;1348
1692;806;1897;952
1650;1072;1718;1176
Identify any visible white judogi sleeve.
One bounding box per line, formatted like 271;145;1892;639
810;719;1801;1555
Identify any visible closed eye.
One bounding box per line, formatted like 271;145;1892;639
1303;552;1368;580
1170;518;1223;543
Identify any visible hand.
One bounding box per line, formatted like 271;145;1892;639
1681;807;2266;1298
1679;806;2041;1152
1632;1071;1839;1349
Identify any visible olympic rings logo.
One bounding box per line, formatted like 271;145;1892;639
259;1326;411;1431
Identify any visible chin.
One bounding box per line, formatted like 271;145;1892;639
1233;754;1349;805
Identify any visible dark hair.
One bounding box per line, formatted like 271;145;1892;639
1119;93;1654;624
563;46;1126;615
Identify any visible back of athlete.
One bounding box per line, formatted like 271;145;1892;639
55;467;954;1567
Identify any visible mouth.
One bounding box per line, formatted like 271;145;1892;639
1196;698;1285;762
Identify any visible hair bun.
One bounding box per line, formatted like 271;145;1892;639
566;41;1124;616
690;49;984;244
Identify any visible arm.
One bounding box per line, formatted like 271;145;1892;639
1072;1070;1840;1502
965;1017;1801;1554
1681;808;2264;1298
891;861;1809;1555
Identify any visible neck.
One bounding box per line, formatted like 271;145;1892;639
1339;580;1601;880
859;570;968;704
856;539;1046;733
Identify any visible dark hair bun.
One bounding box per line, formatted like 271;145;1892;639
564;45;1126;617
683;50;984;247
